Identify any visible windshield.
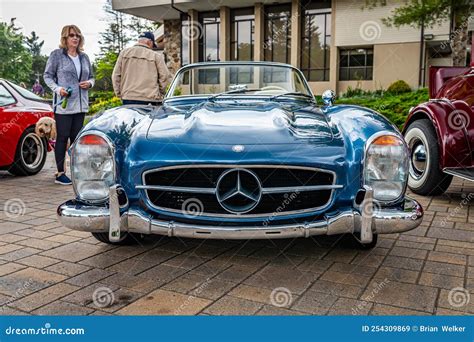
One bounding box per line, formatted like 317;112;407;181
7;81;44;101
166;63;313;99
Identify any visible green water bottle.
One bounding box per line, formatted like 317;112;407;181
61;87;73;109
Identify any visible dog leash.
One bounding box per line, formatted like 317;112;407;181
52;96;67;112
53;87;72;112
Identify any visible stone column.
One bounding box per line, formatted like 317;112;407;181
163;19;182;75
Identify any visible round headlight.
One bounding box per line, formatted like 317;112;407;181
364;134;408;202
72;134;115;202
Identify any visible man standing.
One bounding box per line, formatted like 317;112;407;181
112;32;171;105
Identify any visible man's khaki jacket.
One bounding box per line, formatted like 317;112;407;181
112;43;171;102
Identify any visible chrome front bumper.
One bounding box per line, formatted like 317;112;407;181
57;189;423;242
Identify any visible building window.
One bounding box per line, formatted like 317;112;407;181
339;48;373;81
264;4;291;64
199;11;220;62
181;15;190;66
198;69;220;84
229;66;254;84
231;8;255;61
300;1;331;82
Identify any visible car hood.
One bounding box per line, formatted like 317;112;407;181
146;101;334;145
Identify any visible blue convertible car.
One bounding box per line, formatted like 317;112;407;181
57;62;423;249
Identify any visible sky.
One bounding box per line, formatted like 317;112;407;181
0;0;109;61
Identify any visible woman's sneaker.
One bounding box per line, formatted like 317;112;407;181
55;173;72;185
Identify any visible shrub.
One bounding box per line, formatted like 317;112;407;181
90;90;115;103
336;88;428;129
343;86;365;98
89;96;122;114
387;80;411;94
342;85;383;98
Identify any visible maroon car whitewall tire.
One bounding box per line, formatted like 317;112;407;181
404;119;452;195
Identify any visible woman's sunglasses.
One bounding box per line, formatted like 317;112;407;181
68;33;81;39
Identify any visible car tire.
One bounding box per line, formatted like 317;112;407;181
404;119;452;195
8;126;48;176
91;232;144;245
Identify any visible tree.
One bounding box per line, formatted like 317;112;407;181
25;31;43;55
99;0;130;57
365;0;472;66
94;52;118;91
126;17;160;38
95;1;158;91
25;31;48;88
0;18;32;84
98;0;158;57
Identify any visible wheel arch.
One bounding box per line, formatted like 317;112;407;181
19;123;48;152
8;125;48;176
403;103;471;169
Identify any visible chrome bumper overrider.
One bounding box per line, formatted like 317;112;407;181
57;188;423;242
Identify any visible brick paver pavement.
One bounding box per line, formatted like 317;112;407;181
0;154;473;315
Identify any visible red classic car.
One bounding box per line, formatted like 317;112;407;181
403;57;474;195
0;79;53;175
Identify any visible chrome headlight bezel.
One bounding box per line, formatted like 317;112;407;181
363;131;409;205
71;131;116;204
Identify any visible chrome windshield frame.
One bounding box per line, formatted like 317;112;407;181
164;61;315;102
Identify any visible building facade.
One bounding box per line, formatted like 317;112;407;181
112;0;459;95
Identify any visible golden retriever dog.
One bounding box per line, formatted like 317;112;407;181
35;117;68;174
35;116;57;142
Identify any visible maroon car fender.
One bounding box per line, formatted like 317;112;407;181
402;100;472;169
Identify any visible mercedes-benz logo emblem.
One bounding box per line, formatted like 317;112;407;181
216;168;262;214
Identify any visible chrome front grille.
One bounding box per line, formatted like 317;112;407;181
138;165;341;218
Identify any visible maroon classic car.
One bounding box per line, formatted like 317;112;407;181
0;79;53;175
403;56;474;195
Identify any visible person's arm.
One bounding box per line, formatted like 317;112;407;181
112;52;123;97
43;51;63;95
156;53;171;96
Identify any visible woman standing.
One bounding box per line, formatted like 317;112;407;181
44;24;94;185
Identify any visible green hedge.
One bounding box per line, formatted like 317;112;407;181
334;88;429;129
89;96;122;114
386;80;412;94
89;90;115;103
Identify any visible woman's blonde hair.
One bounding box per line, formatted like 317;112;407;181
59;25;84;51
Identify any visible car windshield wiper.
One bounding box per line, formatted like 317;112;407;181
269;92;315;102
208;88;262;102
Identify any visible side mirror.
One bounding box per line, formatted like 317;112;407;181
322;90;336;106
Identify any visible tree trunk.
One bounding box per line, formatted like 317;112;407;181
451;14;469;66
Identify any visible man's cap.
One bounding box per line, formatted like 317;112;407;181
139;31;158;49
